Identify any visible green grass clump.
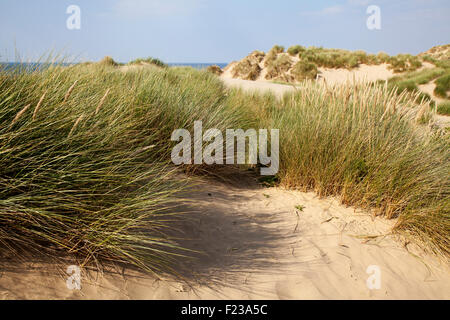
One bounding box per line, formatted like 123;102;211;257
128;57;167;68
386;67;450;105
434;74;450;99
376;52;390;63
437;101;450;115
387;54;422;73
291;61;318;81
296;47;379;70
264;45;285;67
270;45;285;54
390;68;446;85
287;45;305;56
206;64;223;75
0;62;250;272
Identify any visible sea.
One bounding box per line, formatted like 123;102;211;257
0;62;228;71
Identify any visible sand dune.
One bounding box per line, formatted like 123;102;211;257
1;175;449;300
221;63;396;97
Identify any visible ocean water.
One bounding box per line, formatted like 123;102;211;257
168;63;228;69
0;62;228;71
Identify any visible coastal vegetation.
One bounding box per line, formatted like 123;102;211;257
0;52;448;275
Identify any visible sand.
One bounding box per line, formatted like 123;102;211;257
316;63;394;85
220;77;299;98
1;61;448;300
1;175;449;300
221;63;397;97
418;81;447;105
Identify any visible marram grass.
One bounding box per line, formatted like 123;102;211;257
0;62;251;273
257;82;449;257
0;60;449;275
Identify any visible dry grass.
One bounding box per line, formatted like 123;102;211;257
247;82;449;257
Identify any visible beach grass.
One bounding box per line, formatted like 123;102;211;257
0;58;449;275
128;57;168;68
236;82;449;257
434;74;450;99
0;61;251;272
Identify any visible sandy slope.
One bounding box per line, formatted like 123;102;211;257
221;77;299;98
1;175;449;300
316;63;394;85
221;63;397;97
418;81;447;105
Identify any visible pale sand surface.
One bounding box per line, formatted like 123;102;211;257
418;81;447;105
221;63;397;97
221;77;299;98
1;176;449;300
317;64;393;85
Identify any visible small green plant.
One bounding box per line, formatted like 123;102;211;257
258;175;279;187
287;45;305;56
295;205;305;212
128;57;168;68
437;101;450;115
434;74;450;99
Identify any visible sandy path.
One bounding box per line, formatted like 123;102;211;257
418;81;447;105
220;77;298;98
1;175;449;300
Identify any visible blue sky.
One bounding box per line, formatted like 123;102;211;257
0;0;449;63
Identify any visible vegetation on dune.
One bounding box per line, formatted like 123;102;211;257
389;68;446;86
206;64;223;76
98;56;119;67
250;83;449;256
265;54;293;81
232;51;264;80
437;101;450;116
434;74;450;99
128;57;167;68
227;80;448;256
291;61;318;81
419;44;450;61
287;45;305;56
0;61;250;272
387;54;422;73
1;53;449;274
264;45;284;67
232;45;428;84
385;54;450;107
